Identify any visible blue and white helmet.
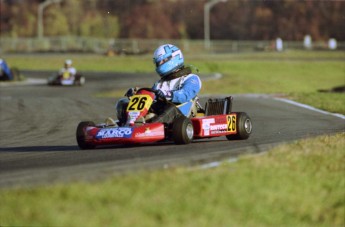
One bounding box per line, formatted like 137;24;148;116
153;44;184;77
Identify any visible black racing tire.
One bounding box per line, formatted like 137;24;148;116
76;121;96;150
74;75;85;86
172;116;194;144
226;112;252;140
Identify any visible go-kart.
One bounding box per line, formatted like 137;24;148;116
0;67;20;81
76;88;252;149
47;72;85;86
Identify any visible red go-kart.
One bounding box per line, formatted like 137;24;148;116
76;88;252;149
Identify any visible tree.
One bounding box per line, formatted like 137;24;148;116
6;1;38;37
0;0;344;41
120;3;179;39
44;4;69;36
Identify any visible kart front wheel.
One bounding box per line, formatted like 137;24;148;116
172;116;194;144
76;121;96;150
226;112;252;140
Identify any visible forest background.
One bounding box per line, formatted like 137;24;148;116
1;0;344;42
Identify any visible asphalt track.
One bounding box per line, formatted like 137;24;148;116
0;71;344;189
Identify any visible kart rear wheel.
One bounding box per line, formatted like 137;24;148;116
79;76;85;86
74;75;85;86
172;116;194;144
76;121;96;149
226;112;252;140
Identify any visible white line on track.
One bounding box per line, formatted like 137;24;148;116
0;78;46;87
200;157;239;169
274;97;345;120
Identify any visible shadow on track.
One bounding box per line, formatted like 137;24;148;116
0;138;245;153
0;145;78;152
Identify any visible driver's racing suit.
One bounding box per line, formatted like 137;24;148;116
152;68;202;105
59;67;77;79
150;67;202;123
119;67;202;125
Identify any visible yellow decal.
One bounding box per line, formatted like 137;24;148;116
127;95;153;111
62;71;70;79
227;114;236;132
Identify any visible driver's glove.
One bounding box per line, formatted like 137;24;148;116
124;87;139;97
165;91;172;100
155;89;172;100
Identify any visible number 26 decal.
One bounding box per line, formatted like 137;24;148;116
128;97;147;111
127;95;153;111
227;115;236;132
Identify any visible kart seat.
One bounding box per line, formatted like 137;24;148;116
204;96;233;116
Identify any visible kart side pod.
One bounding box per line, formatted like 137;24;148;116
191;96;252;140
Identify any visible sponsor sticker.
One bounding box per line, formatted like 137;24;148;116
210;124;227;131
202;115;237;136
128;111;140;123
96;127;133;139
135;127;164;138
202;118;215;136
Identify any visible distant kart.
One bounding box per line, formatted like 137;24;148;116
47;72;85;86
0;61;20;81
76;88;252;149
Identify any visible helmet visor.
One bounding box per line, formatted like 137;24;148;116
155;56;172;67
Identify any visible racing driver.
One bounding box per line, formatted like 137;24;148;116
115;44;202;125
59;59;77;79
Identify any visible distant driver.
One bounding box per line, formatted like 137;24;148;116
59;59;77;79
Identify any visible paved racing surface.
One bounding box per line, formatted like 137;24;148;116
1;71;344;188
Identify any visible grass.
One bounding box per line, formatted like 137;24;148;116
288;92;345;115
1;133;344;227
1;50;345;226
201;61;343;93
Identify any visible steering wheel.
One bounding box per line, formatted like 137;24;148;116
136;87;167;102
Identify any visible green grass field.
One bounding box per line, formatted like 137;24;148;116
5;50;345;114
1;133;344;227
1;50;344;227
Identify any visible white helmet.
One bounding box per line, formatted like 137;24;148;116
65;59;72;66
